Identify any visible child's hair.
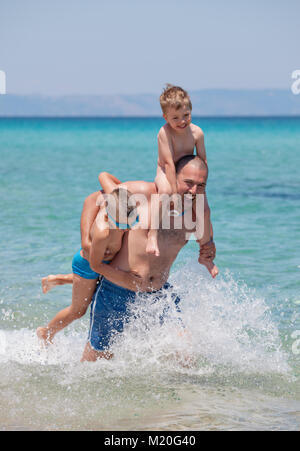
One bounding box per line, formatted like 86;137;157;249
106;187;137;222
159;84;192;115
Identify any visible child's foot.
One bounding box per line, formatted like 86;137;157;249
42;275;60;294
36;326;53;345
146;236;160;257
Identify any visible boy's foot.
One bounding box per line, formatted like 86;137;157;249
146;236;160;257
42;275;60;294
36;327;53;345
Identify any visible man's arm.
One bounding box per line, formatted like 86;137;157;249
197;194;211;244
195;128;207;163
89;223;145;292
92;261;144;292
197;203;217;267
195;195;218;278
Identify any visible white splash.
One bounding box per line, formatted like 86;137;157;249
0;262;290;379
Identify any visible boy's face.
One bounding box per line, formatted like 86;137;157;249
163;105;191;132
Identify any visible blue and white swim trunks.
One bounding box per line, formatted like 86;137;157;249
88;276;182;352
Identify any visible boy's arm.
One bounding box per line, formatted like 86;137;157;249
80;191;101;260
158;128;177;193
195;129;207;163
99;172;122;193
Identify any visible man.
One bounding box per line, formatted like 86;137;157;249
81;155;216;361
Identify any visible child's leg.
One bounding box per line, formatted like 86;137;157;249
42;274;73;294
146;167;172;257
37;274;98;344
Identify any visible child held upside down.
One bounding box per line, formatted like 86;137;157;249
37;187;141;348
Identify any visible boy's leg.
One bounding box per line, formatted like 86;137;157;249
37;274;98;344
42;273;73;294
146;169;172;257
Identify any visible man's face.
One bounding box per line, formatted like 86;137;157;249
176;164;207;202
163;105;191;132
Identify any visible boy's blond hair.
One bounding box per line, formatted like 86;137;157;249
159;84;192;115
107;187;137;222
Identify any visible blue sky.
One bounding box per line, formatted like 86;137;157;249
0;0;299;95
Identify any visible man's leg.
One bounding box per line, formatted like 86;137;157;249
81;277;136;362
81;342;113;362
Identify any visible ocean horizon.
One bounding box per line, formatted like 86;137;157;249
1;89;300;117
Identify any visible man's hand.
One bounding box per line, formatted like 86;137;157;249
199;239;216;261
198;240;218;278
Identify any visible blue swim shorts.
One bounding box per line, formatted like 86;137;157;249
72;249;109;280
88;276;182;352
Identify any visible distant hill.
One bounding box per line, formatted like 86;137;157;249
0;90;299;116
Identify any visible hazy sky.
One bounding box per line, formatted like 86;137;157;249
1;0;299;95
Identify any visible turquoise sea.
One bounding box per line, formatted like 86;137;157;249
0;117;299;431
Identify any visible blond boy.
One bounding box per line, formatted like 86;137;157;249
146;85;218;278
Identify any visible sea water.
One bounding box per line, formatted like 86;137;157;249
0;117;299;430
